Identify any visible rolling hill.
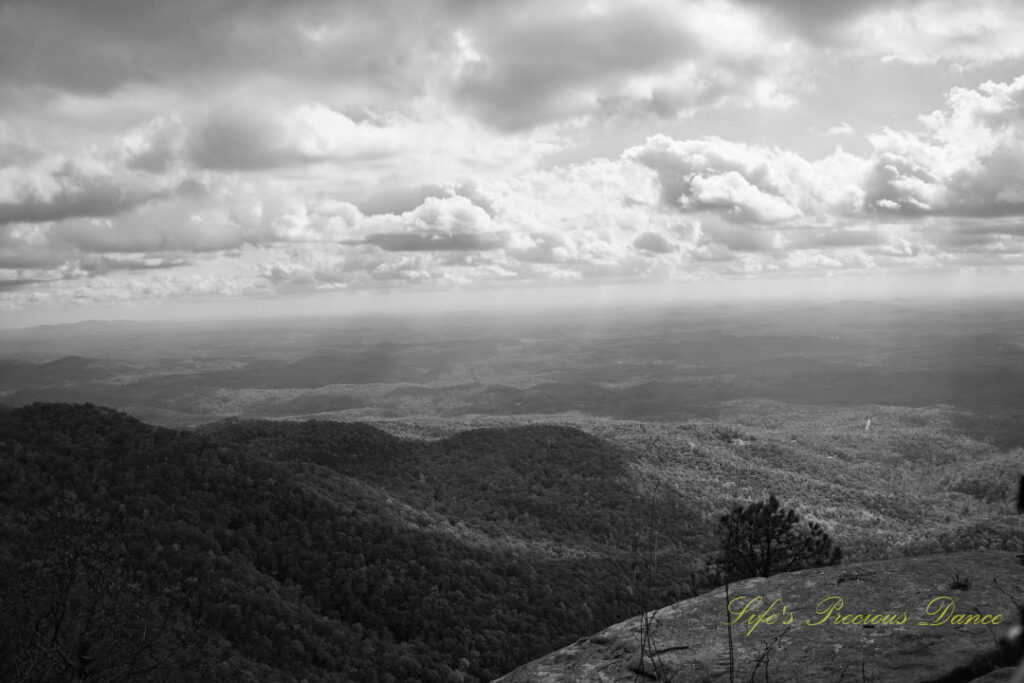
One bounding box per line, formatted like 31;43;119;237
1;402;1021;681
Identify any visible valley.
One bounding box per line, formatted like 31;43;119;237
1;299;1023;681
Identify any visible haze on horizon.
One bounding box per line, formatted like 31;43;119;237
2;269;1021;330
2;0;1024;328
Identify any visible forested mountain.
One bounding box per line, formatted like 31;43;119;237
0;403;705;682
3;401;1021;681
201;418;704;554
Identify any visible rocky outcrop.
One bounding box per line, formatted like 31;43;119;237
498;551;1024;682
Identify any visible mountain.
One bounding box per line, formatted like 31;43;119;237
200;418;705;556
0;403;703;682
3;402;1022;682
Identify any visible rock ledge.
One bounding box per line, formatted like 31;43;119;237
497;551;1024;682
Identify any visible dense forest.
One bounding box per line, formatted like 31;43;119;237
0;403;711;682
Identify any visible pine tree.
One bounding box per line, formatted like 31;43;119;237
717;494;841;580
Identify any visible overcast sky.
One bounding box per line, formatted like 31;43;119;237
2;0;1024;325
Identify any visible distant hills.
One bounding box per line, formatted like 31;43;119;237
3;302;1024;450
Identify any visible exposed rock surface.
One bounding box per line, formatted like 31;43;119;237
970;668;1016;682
497;551;1024;682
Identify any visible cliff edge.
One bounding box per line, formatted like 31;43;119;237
497;551;1024;682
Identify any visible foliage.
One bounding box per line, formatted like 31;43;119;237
716;494;842;581
0;498;204;683
937;450;1023;505
205;418;706;554
0;402;708;682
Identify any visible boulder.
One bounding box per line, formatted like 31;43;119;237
497;551;1024;682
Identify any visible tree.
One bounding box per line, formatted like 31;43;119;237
0;500;203;683
716;494;841;581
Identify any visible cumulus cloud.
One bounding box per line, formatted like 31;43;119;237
363;232;505;252
52;215;239;254
626;134;867;223
362;195;491;233
256;242;513;291
625;72;1024;256
864;76;1024;217
453;3;696;129
341;195;503;252
599;76;1024;269
633;231;676;254
75;254;190;274
230;193;363;244
0;0;453;98
0;0;805;134
845;0;1024;65
123;117;185;173
8;74;1024;311
353;185;451;216
450;0;803;129
189;104;408;170
506;232;570;264
3;0;1024;316
225;162;690;294
0;159;171;225
827;122;854;136
0;277;57;292
37;179;369;255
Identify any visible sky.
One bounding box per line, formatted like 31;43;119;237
2;0;1024;326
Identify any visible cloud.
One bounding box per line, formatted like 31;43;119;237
0;0;454;97
736;0;911;37
237;163;690;293
506;232;570;264
75;254;191;274
626;134;867;223
0;0;802;135
628;72;1024;232
353;185;451;216
363;232;505;252
0;253;192;303
864;75;1024;217
4;21;1024;316
188;104;407;171
787;227;886;249
0;159;170;225
633;231;676;254
0;246;66;270
699;219;782;253
123;117;185;173
360;195;492;234
690;171;802;222
343;195;503;252
844;0;1024;65
0;123;43;168
827;122;854;136
914;218;1024;257
51;213;243;254
0;277;57;292
453;4;696;129
734;0;1024;66
256;241;516;290
449;0;805;129
44;182;360;254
